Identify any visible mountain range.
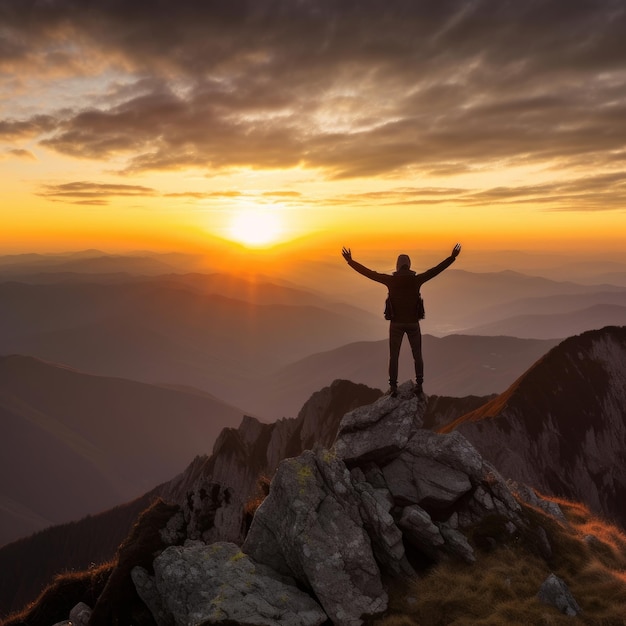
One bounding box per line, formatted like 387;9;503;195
2;251;625;417
2;325;625;620
260;334;559;416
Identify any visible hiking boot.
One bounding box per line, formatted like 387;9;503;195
413;382;423;396
386;385;398;398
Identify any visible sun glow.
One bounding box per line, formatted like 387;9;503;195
228;209;284;247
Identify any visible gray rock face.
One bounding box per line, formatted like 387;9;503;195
512;482;567;523
537;573;582;616
243;450;387;626
69;602;92;626
131;567;174;626
398;505;444;555
335;382;423;464
142;541;327;626
238;389;534;626
382;454;472;508
350;468;414;577
50;603;92;626
437;524;476;564
407;429;484;482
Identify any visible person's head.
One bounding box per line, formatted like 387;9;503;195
396;254;411;271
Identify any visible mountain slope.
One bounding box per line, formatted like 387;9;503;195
444;325;626;527
0;355;246;547
463;303;626;339
461;289;626;327
258;334;559;417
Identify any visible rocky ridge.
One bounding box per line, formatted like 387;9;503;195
125;383;566;626
446;325;626;527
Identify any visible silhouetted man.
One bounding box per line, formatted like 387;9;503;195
342;244;461;396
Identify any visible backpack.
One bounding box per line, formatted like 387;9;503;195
384;294;425;321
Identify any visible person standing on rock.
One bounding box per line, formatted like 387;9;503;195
341;244;461;397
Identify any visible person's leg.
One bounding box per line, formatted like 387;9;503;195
388;322;404;391
405;323;424;391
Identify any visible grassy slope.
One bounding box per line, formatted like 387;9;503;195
378;494;626;626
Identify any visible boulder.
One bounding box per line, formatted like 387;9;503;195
148;541;327;626
243;450;387;626
512;482;567;523
382;454;472;508
397;505;444;556
537;573;582;616
68;602;92;626
406;429;484;482
437;524;476;564
350;467;414;577
335;382;422;464
131;567;174;626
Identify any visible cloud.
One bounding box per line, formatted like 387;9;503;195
0;115;57;139
330;173;626;211
262;191;302;198
5;148;36;160
164;190;243;199
38;181;157;204
2;0;626;196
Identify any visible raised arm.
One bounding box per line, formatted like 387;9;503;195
341;247;389;284
418;243;461;283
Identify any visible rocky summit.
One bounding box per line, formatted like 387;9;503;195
124;381;561;626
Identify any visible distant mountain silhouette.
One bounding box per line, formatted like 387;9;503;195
0;250;201;276
459;289;626;328
463;303;626;339
2;258;625;416
444;325;626;527
0;279;382;414
257;334;559;417
343;267;626;335
0;355;246;547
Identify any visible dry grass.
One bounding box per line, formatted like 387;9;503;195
376;497;626;626
2;561;113;626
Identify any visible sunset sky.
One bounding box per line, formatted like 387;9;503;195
2;0;626;257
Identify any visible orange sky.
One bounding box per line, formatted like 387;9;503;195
1;1;626;258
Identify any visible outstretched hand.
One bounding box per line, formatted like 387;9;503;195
451;243;462;258
341;247;352;262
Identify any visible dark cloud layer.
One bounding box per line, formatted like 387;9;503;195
3;0;626;207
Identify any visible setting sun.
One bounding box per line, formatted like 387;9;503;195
228;209;284;247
